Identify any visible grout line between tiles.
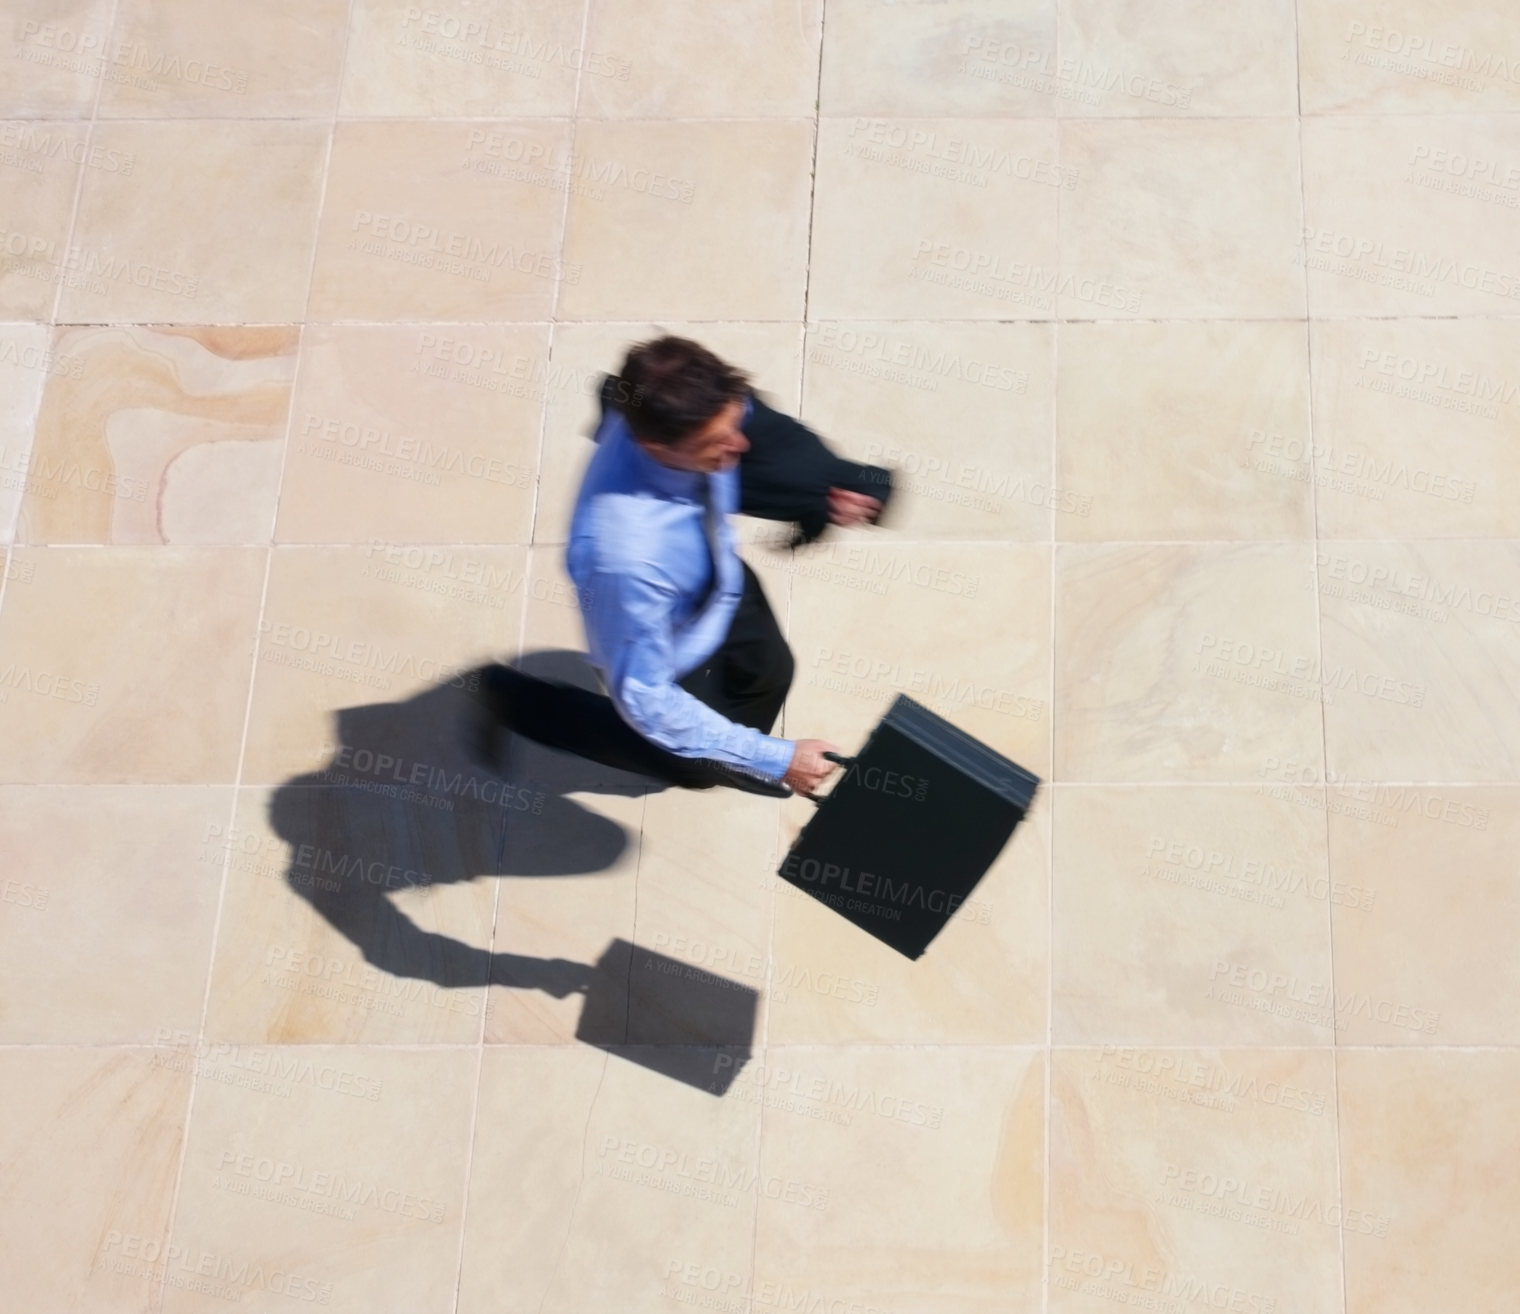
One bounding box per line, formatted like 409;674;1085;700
469;58;580;1306
523;0;592;553
26;311;1520;325
5;776;1515;788
521;10;610;1312
448;1036;489;1314
32;312;1520;329
147;5;358;1309
534;1047;610;1314
68;109;1520;123
37;317;1520;336
148;553;272;1314
745;6;833;1304
2;1040;1514;1051
47;535;1520;550
1294;9;1352;1308
1043;74;1062;1313
44;0;118;327
0;0;124;617
447;801;514;1314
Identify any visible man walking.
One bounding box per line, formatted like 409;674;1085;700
474;335;891;799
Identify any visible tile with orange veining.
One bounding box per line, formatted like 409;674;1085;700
0;119;88;318
60;120;328;323
277;325;545;546
1055;543;1324;782
341;0;584;116
0;0;117;116
0;1047;190;1314
0;546;264;783
17;325;296;545
309;120;574;322
98;0;348;117
1339;1051;1520;1314
754;1046;1045;1313
1050;1048;1342;1314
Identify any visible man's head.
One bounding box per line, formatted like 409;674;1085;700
612;336;752;474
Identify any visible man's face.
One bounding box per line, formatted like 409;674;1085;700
639;398;749;474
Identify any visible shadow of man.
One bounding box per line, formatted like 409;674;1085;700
269;648;759;1087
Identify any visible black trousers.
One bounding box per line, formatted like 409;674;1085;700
489;562;795;789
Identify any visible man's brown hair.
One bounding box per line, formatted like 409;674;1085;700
612;335;752;445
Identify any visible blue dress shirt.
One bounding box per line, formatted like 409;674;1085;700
566;396;796;782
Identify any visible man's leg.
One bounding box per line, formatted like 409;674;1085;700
677;561;795;733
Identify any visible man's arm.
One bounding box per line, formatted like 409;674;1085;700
582;564;796;782
737;388;895;544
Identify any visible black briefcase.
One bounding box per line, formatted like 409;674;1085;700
777;695;1040;960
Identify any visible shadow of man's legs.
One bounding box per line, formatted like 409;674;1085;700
475;564;796;796
477;663;723;789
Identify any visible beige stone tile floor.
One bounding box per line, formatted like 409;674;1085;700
2;1;1518;1310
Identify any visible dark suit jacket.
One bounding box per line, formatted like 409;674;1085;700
594;373;896;547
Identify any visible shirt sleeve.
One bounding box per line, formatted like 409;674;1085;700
580;565;796;782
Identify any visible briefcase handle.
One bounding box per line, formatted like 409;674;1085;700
805;751;856;805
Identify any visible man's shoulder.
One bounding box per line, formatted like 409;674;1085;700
573;483;665;536
568;495;678;583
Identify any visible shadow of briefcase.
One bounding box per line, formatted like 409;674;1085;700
778;695;1041;961
574;938;759;1096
